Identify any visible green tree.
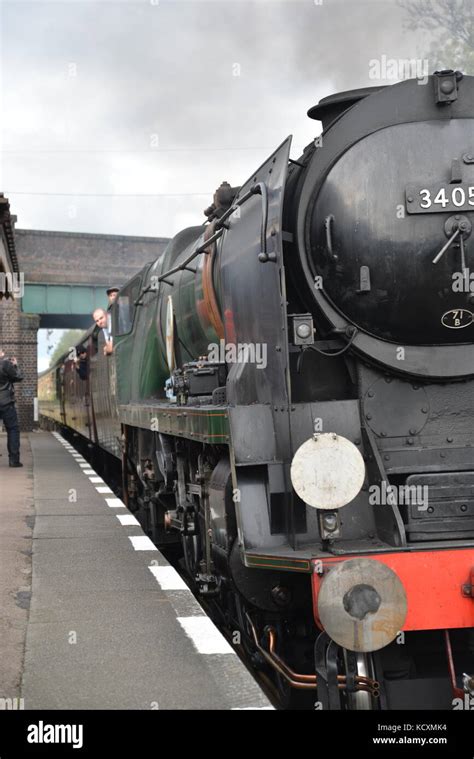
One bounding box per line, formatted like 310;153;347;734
400;0;474;74
49;330;85;367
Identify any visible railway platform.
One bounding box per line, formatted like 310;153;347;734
0;430;272;710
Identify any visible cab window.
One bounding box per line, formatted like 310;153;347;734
114;277;141;336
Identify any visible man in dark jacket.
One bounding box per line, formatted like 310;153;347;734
74;346;88;381
0;349;23;467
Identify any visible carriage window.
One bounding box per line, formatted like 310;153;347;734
114;277;141;335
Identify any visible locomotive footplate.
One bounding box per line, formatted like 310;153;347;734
118;401;230;444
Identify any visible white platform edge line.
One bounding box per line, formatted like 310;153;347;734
176;616;235;655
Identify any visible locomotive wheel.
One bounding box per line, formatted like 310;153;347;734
271;625;315;710
275;674;315;710
233;593;261;661
182;534;201;584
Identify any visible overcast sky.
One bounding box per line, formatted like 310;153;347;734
1;0;431;237
0;0;431;368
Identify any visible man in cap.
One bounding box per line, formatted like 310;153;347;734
106;286;120;306
74;345;88;380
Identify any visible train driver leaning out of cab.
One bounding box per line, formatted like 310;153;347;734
106;286;119;306
92;308;113;356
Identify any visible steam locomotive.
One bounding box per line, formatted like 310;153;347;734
39;71;474;710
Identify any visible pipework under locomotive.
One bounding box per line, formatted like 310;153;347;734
39;70;474;709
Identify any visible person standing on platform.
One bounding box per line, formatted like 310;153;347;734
0;349;24;467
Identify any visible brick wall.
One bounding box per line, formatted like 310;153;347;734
0;298;40;431
15;229;170;285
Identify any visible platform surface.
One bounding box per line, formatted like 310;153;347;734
2;431;272;710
